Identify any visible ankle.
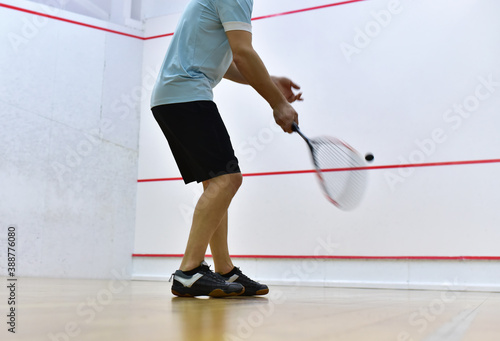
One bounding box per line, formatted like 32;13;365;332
215;265;235;275
179;259;204;272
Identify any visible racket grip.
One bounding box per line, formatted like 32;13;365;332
292;122;299;132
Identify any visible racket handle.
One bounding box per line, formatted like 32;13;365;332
291;122;312;148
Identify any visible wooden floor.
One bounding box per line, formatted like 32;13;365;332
2;277;499;340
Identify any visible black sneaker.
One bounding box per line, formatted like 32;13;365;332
219;267;269;296
170;261;244;297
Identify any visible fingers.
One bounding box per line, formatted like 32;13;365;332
286;93;296;103
271;78;301;132
287;115;298;133
284;110;299;134
278;116;294;134
288;92;303;103
274;76;303;103
277;118;293;133
274;103;298;134
291;114;298;133
290;80;301;90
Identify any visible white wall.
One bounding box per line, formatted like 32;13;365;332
2;0;498;289
0;0;142;279
133;0;500;289
25;0;143;28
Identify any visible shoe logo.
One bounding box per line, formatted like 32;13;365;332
228;274;239;283
175;273;203;288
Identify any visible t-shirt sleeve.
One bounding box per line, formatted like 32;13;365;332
215;0;253;33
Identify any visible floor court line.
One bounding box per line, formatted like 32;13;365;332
422;306;480;341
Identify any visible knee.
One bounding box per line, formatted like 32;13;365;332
229;172;243;191
223;173;242;194
208;173;242;196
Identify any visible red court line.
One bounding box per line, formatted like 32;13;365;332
252;0;366;21
0;3;144;39
138;176;183;183
143;32;174;40
137;158;500;183
132;254;500;261
1;1;364;41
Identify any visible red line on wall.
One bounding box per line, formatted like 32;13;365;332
0;3;144;40
143;32;174;40
138;176;184;183
137;158;500;183
252;0;366;21
1;1;365;41
132;254;500;261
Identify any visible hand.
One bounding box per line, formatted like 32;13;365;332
273;101;298;134
272;76;303;103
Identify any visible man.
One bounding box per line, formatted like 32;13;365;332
151;0;302;297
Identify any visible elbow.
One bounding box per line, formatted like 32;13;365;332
232;46;254;66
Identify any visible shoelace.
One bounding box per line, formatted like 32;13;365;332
200;265;228;283
169;264;226;284
232;267;252;282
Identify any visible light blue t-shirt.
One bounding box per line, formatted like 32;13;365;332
151;0;253;107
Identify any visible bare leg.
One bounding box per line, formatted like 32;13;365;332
179;173;242;272
203;179;235;274
210;211;234;274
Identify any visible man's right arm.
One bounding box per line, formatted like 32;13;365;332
225;30;298;133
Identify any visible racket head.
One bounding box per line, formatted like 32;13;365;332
308;136;367;211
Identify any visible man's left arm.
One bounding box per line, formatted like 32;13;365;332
224;62;303;103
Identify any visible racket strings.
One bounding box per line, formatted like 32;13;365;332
310;137;367;210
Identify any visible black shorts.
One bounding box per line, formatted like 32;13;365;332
152;101;240;184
